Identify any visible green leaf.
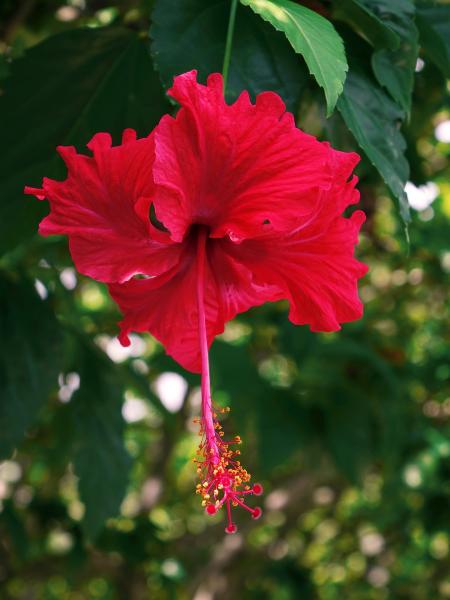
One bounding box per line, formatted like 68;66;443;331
151;0;307;112
70;340;131;540
337;64;410;222
0;54;10;80
0;27;169;257
1;502;29;561
416;4;450;78
333;0;400;50
324;387;373;483
0;273;63;458
256;389;310;472
211;341;309;474
240;0;348;115
368;0;418;114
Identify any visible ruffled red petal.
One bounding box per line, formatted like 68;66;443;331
25;130;181;283
152;71;336;243
225;162;368;332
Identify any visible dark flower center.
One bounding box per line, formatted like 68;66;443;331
188;223;211;240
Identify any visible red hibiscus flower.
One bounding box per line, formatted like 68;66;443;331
26;70;367;533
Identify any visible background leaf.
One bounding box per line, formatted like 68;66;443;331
211;341;309;474
0;273;63;458
151;0;308;112
0;27;170;257
369;0;418;114
333;0;400;50
337;60;410;222
416;3;450;78
324;387;373;483
240;0;347;115
70;339;131;540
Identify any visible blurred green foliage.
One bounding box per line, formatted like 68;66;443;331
0;0;449;599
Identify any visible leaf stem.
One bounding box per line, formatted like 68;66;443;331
222;0;239;94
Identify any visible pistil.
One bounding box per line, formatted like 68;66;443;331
195;227;263;533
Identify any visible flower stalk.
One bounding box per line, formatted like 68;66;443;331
195;226;263;533
196;227;220;464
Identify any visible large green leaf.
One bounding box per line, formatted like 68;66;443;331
240;0;347;115
368;0;418;114
416;4;450;78
151;0;307;112
337;64;410;222
210;341;309;474
278;329;404;481
0;273;63;458
0;27;169;257
333;0;400;50
70;340;131;540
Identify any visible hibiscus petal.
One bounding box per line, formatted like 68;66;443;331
209;240;280;323
109;236;278;372
225;175;368;332
25;130;180;283
152;70;339;243
282;210;368;330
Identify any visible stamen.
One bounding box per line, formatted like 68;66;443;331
195;228;263;533
194;402;263;532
